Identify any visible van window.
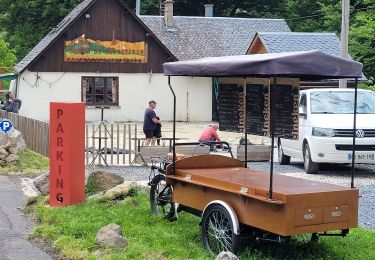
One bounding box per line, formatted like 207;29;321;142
300;94;307;113
310;91;375;114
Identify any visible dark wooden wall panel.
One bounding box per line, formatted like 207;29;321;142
29;0;172;73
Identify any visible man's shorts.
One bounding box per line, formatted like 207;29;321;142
143;129;155;138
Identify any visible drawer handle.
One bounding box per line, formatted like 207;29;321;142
331;211;342;217
304;213;315;220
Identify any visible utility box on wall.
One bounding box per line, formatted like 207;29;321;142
49;102;85;207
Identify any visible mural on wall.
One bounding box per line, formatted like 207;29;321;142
65;34;147;63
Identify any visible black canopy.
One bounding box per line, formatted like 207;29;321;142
163;50;363;80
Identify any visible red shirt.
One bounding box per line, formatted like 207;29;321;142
199;127;221;142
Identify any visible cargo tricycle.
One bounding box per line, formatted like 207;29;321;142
149;51;363;255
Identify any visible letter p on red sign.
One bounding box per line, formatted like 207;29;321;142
50;102;85;207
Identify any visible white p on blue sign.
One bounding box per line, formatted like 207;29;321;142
0;119;14;134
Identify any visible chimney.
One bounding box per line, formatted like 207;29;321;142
164;0;174;27
204;4;214;17
136;0;141;15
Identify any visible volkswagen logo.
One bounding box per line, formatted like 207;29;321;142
356;129;365;138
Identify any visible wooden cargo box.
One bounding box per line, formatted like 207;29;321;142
166;155;359;236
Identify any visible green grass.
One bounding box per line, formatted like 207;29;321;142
0;149;49;175
29;192;375;259
85;176;98;196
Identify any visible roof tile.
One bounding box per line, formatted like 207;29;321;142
140;16;290;60
257;32;341;56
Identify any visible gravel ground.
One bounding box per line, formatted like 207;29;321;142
86;158;375;230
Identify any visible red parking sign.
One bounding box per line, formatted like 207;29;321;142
49;102;85;207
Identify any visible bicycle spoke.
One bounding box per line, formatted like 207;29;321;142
205;209;234;254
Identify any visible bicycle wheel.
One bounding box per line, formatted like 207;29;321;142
201;204;239;255
150;174;175;220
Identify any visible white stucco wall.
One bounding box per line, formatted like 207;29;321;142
17;71;212;122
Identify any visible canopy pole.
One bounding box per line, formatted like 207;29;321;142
243;78;248;168
244;132;248;168
351;78;358;188
168;76;177;175
269;76;276;200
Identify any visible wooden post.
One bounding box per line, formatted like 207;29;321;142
111;124;114;165
92;124;95;165
86;124;89;165
98;123;102;165
117;124;120;164
134;124;137;159
123;124;126;165
104;123;108;164
128;125;132;164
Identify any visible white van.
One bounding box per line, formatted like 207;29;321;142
278;88;375;174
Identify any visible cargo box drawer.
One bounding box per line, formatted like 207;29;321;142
295;207;323;227
323;205;349;223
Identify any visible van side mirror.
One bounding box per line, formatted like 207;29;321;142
299;106;307;117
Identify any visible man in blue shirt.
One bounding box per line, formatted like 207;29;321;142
143;100;160;146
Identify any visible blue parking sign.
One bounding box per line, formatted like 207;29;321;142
0;119;14;134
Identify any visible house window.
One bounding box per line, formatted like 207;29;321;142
82;77;119;106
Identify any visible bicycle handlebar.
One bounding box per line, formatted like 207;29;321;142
174;141;234;158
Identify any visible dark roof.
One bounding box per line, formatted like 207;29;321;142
163;50;363;80
15;0;94;73
252;32;367;80
14;0;175;73
15;5;291;73
140;16;290;61
254;32;341;56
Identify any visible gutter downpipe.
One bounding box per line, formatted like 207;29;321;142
14;72;20;98
351;78;358;188
168;76;177;175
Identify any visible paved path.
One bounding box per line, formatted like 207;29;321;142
0;175;51;260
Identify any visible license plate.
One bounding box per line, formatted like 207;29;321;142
348;153;375;161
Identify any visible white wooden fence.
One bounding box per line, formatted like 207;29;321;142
85;123;139;166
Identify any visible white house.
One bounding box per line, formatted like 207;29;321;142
14;0;290;122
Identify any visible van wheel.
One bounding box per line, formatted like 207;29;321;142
278;140;290;165
303;143;319;174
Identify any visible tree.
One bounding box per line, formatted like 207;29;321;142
349;9;375;79
0;38;16;89
0;0;81;61
283;0;375;79
172;0;283;18
0;38;16;71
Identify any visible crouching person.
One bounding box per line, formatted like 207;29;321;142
4;92;22;114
